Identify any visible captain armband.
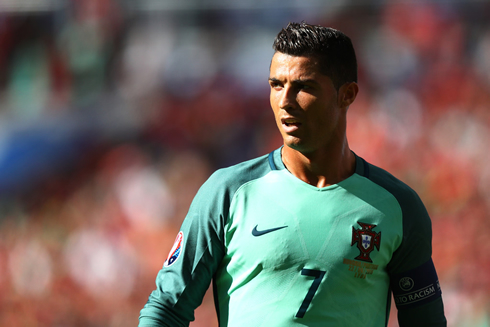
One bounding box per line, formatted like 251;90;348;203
391;259;442;309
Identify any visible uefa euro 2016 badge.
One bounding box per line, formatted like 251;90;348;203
351;222;381;263
164;231;184;267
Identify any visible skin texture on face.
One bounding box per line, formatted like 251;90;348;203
269;52;358;187
269;52;344;154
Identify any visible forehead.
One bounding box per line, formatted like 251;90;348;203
269;52;322;77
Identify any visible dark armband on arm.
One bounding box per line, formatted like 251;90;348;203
391;259;442;309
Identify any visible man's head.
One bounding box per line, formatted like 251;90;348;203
272;22;357;91
269;22;359;155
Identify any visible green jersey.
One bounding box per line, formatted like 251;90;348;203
139;148;446;326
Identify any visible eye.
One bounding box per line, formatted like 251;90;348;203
296;83;312;92
299;84;310;90
269;81;282;89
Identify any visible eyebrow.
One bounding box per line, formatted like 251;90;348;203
268;77;318;85
293;78;318;85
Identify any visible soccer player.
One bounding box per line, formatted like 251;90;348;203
139;22;447;326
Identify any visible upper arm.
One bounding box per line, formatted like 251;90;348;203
139;173;228;326
387;187;446;325
397;295;447;327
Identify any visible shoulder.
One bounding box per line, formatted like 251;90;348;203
212;153;271;183
184;152;274;236
362;159;426;215
359;157;433;271
190;152;273;211
205;152;272;191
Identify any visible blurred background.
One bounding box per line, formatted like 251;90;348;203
0;0;489;326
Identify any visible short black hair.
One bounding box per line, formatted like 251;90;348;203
272;22;357;90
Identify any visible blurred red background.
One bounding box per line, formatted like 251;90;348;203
0;1;489;326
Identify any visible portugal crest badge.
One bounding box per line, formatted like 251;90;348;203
351;222;381;262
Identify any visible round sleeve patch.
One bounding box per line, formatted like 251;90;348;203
164;231;184;267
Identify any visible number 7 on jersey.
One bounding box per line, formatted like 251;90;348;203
296;269;326;318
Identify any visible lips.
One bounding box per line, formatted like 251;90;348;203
283;118;301;126
281;117;302;133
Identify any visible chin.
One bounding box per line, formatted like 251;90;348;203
284;140;311;153
283;136;301;148
284;137;324;155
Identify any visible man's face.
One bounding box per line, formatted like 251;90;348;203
269;52;345;154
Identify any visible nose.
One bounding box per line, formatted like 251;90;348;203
278;86;296;110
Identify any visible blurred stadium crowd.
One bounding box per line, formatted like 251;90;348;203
0;0;489;326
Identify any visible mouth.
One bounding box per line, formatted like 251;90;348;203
281;117;302;133
282;118;302;127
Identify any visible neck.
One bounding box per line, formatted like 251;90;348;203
281;141;356;188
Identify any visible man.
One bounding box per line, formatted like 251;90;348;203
139;22;446;326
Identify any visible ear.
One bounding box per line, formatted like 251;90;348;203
338;82;359;110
